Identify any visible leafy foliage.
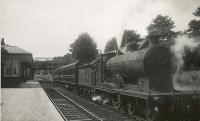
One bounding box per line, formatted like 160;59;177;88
33;53;75;71
70;33;98;62
187;6;200;37
193;6;200;17
188;20;200;37
184;6;200;70
52;53;75;64
104;37;118;53
120;30;141;48
147;15;175;45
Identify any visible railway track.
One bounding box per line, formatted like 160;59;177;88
40;82;142;121
41;83;102;121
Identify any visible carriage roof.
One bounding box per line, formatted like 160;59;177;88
52;61;79;73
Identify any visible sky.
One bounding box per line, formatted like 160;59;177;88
1;0;200;58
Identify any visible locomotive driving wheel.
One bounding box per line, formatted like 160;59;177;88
126;100;137;115
112;94;121;109
144;106;158;121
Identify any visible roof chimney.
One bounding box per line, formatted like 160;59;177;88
1;38;5;45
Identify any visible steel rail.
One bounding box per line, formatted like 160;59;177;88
45;83;104;121
42;87;68;121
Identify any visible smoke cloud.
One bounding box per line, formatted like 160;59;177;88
171;35;200;90
92;95;110;105
172;35;198;70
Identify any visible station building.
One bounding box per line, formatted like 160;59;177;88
1;39;33;86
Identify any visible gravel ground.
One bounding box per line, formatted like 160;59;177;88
1;81;64;121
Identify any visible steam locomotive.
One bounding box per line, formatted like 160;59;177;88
52;38;200;121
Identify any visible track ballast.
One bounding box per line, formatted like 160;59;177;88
40;82;142;121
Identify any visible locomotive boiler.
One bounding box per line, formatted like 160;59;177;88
106;45;173;92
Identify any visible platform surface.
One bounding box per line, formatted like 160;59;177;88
1;81;64;121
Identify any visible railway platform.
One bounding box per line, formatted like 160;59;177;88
1;80;64;121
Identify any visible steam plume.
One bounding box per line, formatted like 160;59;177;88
171;35;200;90
92;95;109;105
172;35;198;71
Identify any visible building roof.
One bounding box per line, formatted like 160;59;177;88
1;47;8;54
1;45;31;54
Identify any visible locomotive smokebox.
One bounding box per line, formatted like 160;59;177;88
106;46;173;92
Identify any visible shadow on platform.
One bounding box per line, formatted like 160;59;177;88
1;80;41;88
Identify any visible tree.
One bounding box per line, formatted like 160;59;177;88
104;37;118;53
188;20;200;37
183;6;200;70
193;6;200;17
70;33;98;62
120;30;141;48
63;53;76;63
52;53;75;64
187;6;200;37
147;15;175;45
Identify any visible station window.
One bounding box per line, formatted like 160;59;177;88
13;67;19;76
3;60;11;77
5;67;10;77
7;68;10;75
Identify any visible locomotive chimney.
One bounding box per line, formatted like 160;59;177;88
147;35;160;47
